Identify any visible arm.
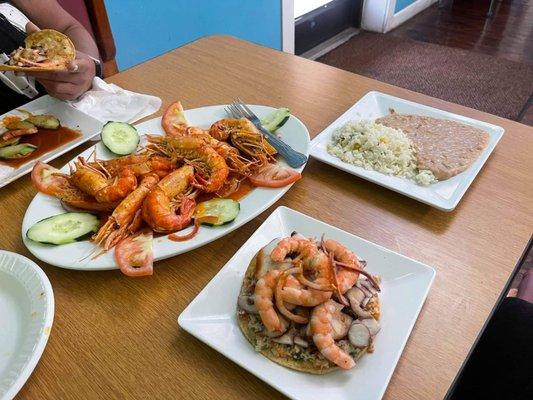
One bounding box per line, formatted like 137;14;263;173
12;0;100;100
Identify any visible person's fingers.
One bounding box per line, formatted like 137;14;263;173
66;60;79;72
26;59;90;80
25;22;40;34
38;80;80;100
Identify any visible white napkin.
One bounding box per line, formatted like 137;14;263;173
68;77;161;123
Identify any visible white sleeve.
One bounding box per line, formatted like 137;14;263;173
0;3;30;32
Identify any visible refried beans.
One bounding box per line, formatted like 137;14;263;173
376;114;489;180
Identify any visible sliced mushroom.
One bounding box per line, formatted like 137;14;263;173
303;323;312;338
255;238;292;279
237;294;258;314
272;332;294;345
355;281;373;298
331;312;353;340
359;318;380;336
293;336;309;348
348;322;371;348
359;278;378;296
345;287;372;319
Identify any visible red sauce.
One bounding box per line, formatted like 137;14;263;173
0;126;82;168
196;177;255;203
228;179;254;201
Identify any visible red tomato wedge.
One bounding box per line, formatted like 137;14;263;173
114;230;154;277
31;161;70;196
161;101;188;136
248;163;302;188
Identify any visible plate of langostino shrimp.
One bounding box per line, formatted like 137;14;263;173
178;207;435;400
22;102;309;274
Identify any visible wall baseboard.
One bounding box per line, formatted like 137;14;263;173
299;27;360;60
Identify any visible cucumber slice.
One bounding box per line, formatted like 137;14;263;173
0;143;37;159
26;212;99;245
260;107;290;132
101;121;139;155
27;114;60;129
194;198;240;226
0;137;20;148
5;119;36;130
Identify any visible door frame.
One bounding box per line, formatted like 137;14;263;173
362;0;437;33
281;0;295;53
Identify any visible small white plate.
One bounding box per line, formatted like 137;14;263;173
22;104;310;270
0;95;103;189
178;206;435;400
0;251;54;400
309;91;504;211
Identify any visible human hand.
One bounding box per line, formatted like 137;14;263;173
22;23;97;100
24;51;96;100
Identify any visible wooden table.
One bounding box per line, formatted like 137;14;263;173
4;36;532;399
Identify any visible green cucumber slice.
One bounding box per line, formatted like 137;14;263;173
26;212;99;245
0;143;37;159
194;198;240;226
5;119;36;130
101;121;139;155
260;107;290;132
0;137;20;148
26;114;60;129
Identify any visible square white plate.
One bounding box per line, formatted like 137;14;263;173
178;206;435;400
0;95;103;188
309;91;504;211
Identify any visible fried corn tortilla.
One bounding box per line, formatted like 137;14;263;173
237;241;376;374
0;29;75;72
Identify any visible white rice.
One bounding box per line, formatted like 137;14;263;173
326;120;437;186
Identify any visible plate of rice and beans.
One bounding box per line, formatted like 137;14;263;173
309;91;504;211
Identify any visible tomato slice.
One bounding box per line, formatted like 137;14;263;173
161;101;188;136
31;161;70;196
114;230;154;277
248;163;302;188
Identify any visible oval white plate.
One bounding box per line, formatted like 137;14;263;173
22;104;310;270
0;251;54;400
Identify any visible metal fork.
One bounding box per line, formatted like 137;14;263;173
226;100;308;168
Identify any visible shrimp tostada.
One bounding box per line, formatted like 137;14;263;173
237;233;382;374
0;29;75;72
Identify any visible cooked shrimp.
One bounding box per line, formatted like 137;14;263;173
31;161;117;212
270;237;319;263
141;165;195;233
310;300;356;370
280;271;332;307
93;173;159;250
208;118;241;141
90;154;174;178
209;118;276;158
297;250;335;291
254;269;285;334
69;157;137;203
275;267;309;324
147;135;229;193
181;126;254;176
323;239;363;294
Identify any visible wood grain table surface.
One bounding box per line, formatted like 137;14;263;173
4;36;532;399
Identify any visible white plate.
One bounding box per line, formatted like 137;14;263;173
22;104;310;270
0;95;103;189
178;206;435;400
309;91;504;211
0;251;54;400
